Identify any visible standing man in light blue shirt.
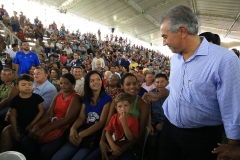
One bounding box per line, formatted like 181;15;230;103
143;5;240;160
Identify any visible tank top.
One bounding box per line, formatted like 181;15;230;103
54;91;77;118
130;95;140;119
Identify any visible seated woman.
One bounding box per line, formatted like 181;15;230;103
105;74;122;99
60;67;69;76
28;65;37;78
52;71;112;160
21;73;82;160
85;73;149;160
49;68;60;91
142;72;155;92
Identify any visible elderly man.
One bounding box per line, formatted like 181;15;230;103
143;5;240;160
0;67;57;117
32;67;57;111
72;67;84;94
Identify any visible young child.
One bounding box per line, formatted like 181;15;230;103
105;93;139;156
10;74;44;141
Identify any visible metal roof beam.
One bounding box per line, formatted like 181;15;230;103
118;0;181;26
59;0;83;10
124;0;159;27
224;13;240;38
197;14;239;22
191;0;197;14
200;26;240;34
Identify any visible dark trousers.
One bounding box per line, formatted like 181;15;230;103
158;119;223;160
21;132;68;160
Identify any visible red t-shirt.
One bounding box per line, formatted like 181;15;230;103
17;33;25;41
105;113;138;147
60;54;68;64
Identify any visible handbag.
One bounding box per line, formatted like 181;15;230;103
77;126;102;149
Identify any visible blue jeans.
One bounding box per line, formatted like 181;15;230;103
21;132;68;160
52;141;91;160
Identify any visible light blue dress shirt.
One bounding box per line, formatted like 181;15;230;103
164;37;240;140
33;80;57;112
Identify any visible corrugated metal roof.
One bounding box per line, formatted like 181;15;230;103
42;0;240;46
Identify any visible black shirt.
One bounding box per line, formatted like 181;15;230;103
10;93;44;129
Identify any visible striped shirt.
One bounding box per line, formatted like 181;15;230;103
164;37;240;140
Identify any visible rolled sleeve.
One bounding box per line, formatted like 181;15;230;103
217;55;240;140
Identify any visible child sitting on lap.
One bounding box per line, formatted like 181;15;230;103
105;93;139;156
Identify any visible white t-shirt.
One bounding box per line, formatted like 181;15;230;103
63;48;73;55
6;48;17;59
56;43;62;50
75;77;84;93
44;42;54;48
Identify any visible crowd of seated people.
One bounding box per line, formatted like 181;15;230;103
0;4;240;160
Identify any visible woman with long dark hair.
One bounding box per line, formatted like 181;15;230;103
52;71;112;160
85;73;149;160
49;68;60;91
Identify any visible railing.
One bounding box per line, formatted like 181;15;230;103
0;20;22;46
0;20;22;67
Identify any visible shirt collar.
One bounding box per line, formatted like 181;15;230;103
178;37;209;62
194;37;209;56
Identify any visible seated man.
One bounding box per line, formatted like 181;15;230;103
146;74;168;160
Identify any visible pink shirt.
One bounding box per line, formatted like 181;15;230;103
141;82;155;92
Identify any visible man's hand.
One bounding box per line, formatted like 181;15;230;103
212;143;240;160
142;92;161;103
148;123;154;136
155;122;164;132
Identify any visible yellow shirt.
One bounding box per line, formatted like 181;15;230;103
129;62;138;68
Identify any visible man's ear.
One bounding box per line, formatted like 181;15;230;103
179;26;188;38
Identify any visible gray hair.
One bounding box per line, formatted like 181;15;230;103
107;73;121;88
160;5;198;35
